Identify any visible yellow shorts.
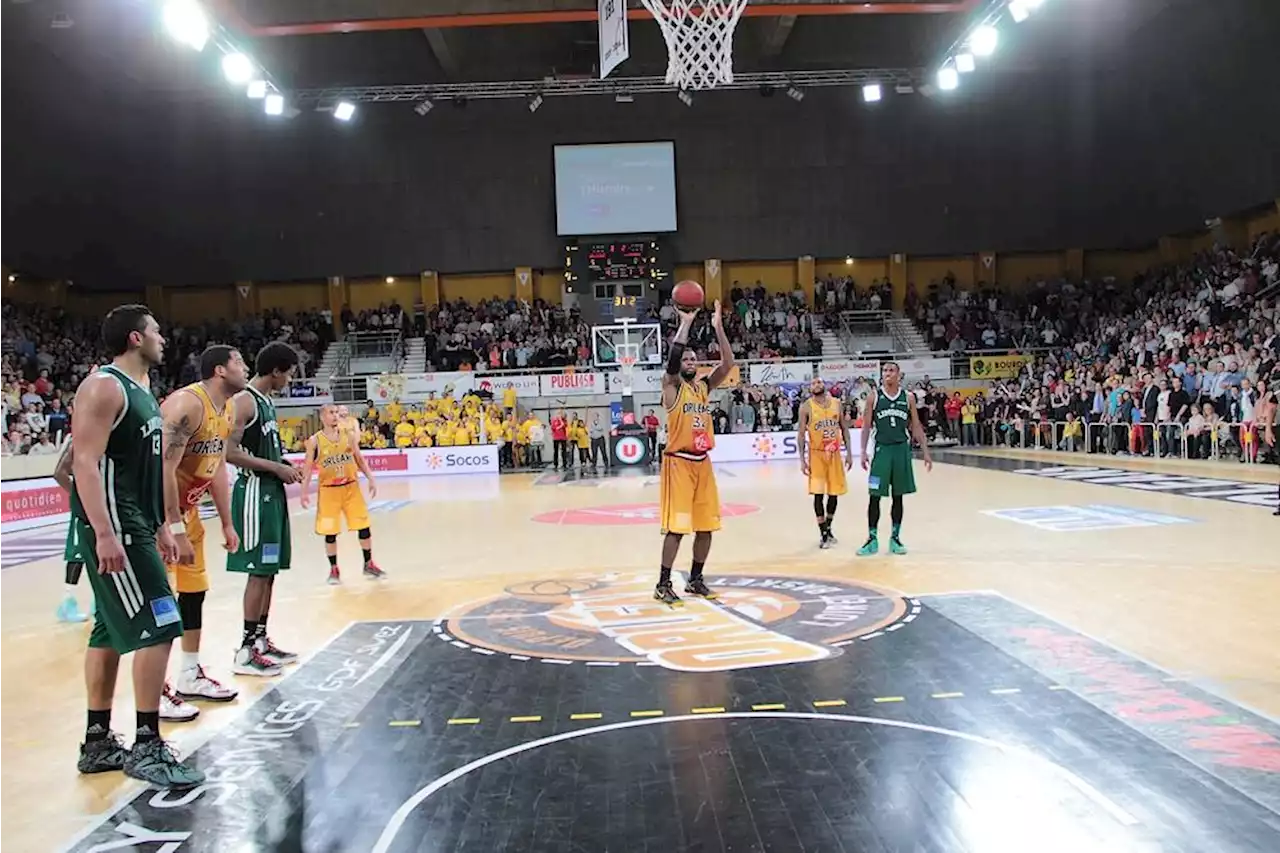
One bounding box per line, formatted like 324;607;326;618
166;505;208;594
315;482;371;536
659;455;721;535
807;450;849;496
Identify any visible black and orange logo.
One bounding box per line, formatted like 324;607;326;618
439;572;911;672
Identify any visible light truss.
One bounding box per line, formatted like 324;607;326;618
290;67;923;104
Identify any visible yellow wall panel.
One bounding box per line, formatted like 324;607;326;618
815;257;889;283
258;281;328;314
167;287;236;325
349;277;419;312
723;261;794;292
1084;248;1161;281
997;253;1065;287
907;257;974;288
440;273;514;303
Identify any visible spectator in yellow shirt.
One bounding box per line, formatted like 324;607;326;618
571;415;590;467
371;432;389;449
386;400;403;424
502;385;517;413
453;421;473;446
961;399;980;446
394;421;415;448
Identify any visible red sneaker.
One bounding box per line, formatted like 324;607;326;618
327;566;341;585
362;561;386;580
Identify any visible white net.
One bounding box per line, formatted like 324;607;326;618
639;0;751;90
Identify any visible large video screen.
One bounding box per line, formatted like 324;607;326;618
554;142;677;236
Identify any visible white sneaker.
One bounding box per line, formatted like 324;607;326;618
159;684;200;722
233;645;284;677
175;665;239;702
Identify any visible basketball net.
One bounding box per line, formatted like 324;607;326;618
618;345;640;396
639;0;750;90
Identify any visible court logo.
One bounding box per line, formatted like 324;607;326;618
615;436;647;465
532;502;759;525
439;572;912;672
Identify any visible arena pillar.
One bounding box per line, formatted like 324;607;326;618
703;258;723;305
234;281;258;318
328;276;348;336
515;267;534;303
145;284;168;318
797;256;815;306
1065;248;1084;281
977;251;996;286
889;253;907;311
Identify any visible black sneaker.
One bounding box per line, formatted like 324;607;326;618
684;578;717;599
654;581;682;607
124;738;205;789
78;731;129;774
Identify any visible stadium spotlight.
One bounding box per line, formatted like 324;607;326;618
862;83;882;103
844;256;854;266
969;25;999;57
785;84;805;102
414;98;435;116
527;93;544;113
1009;1;1029;23
677;89;693;107
162;1;210;52
955;53;976;73
333;101;356;121
221;53;254;84
937;66;959;91
264;93;285;116
246;79;267;99
385;276;396;284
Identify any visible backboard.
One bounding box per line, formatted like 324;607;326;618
591;321;663;369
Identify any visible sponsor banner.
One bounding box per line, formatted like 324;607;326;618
608;368;664;394
708;430;867;463
475;373;541;399
1;479;69;533
367;372;476;402
896;356;951;381
696;363;741;388
819;360;880;383
598;0;629;78
970;354;1033;379
65;621;427;853
749;362;813;385
540;372;607;396
612;435;650;466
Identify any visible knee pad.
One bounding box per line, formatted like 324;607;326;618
324;534;338;545
357;527;371;541
178;591;206;630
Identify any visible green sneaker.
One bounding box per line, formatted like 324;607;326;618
856;536;879;556
78;732;129;774
889;537;908;555
124;738;205;789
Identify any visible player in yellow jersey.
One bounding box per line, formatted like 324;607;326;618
656;298;735;606
159;345;249;716
797;377;853;549
301;403;385;584
336;404;361;443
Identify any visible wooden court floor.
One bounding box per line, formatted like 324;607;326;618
2;451;1277;851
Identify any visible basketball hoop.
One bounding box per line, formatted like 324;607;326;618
639;0;750;90
619;355;638;372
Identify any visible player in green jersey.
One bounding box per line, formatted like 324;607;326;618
72;304;203;789
857;362;932;556
53;439;91;623
225;342;303;675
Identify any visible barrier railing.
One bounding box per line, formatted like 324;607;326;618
953;418;1266;463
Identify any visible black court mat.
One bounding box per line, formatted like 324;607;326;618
64;585;1280;853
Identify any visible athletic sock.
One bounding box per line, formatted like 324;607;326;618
327;553;338;568
86;709;111;742
819;520;832;538
690;560;705;581
242;620;258;649
65;583;78;596
135;711;161;743
659;565;672;585
255;618;267;641
362;548;373;567
181;651;200;673
891;523;902;540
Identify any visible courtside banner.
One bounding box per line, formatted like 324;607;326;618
1;478;69;533
897;356;952;381
608;369;664;394
708;430;867;464
749;362;814;385
540;372;607;396
367;372;477;402
476;374;542;398
970;354;1033;379
819;360;880;383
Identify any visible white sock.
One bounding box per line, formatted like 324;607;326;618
64;584;78;596
181;651;200;673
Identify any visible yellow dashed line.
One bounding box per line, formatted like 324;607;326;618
692;706;725;714
812;699;846;708
631;710;664;718
510;715;542;723
447;718;480;725
388;720;421;728
931;692;964;699
752;703;786;711
873;696;905;704
570;712;603;721
990;688;1021;695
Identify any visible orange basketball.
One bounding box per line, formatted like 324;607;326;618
672;280;705;309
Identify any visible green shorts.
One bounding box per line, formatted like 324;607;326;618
867;442;917;497
64;515;90;563
226;474;291;576
78;520;184;654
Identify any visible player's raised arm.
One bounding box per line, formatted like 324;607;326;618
69;375;127;572
907;394;933;472
160;390;203;564
661;307;699;408
860;387;877;470
704;300;735;391
53;438;75;493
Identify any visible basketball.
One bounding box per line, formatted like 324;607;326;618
672;280;705;309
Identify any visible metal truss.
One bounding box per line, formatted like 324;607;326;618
291;67;924;104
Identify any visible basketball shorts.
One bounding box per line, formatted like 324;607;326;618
64;514;90;563
166;504;210;594
867;442;916;497
76;519;183;654
659;454;721;535
315;481;370;536
228;474;291;576
807;449;848;496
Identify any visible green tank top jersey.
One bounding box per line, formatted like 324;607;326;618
70;364;165;537
237;385;286;471
872;386;912;445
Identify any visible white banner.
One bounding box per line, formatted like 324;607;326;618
819;360;881;383
367;372;476;402
598;0;629;79
540;372;607;396
896;357;952;381
608;368;664;394
749;362;813;385
707;430;869;464
476;374;541;399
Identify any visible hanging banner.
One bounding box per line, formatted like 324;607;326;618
367;372;476;401
541;372;607;396
969;354;1033;380
818;360;881;383
598;0;630;78
749;362;813;385
896;357;952;381
476;374;542;399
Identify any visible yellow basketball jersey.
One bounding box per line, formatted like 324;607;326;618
807;396;844;454
315;429;358;486
665;379;715;457
174;383;232;511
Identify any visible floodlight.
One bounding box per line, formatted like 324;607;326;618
955;53;976;73
862;83;882;103
970;25;998;57
265;93;285;115
162;1;209;51
334;101;356;121
221;53;254;84
938;67;959;91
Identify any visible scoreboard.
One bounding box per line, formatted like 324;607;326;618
564;237;671;291
586;241;650;280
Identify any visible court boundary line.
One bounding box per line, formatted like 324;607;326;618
56;619;360;853
369;711;1137;852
